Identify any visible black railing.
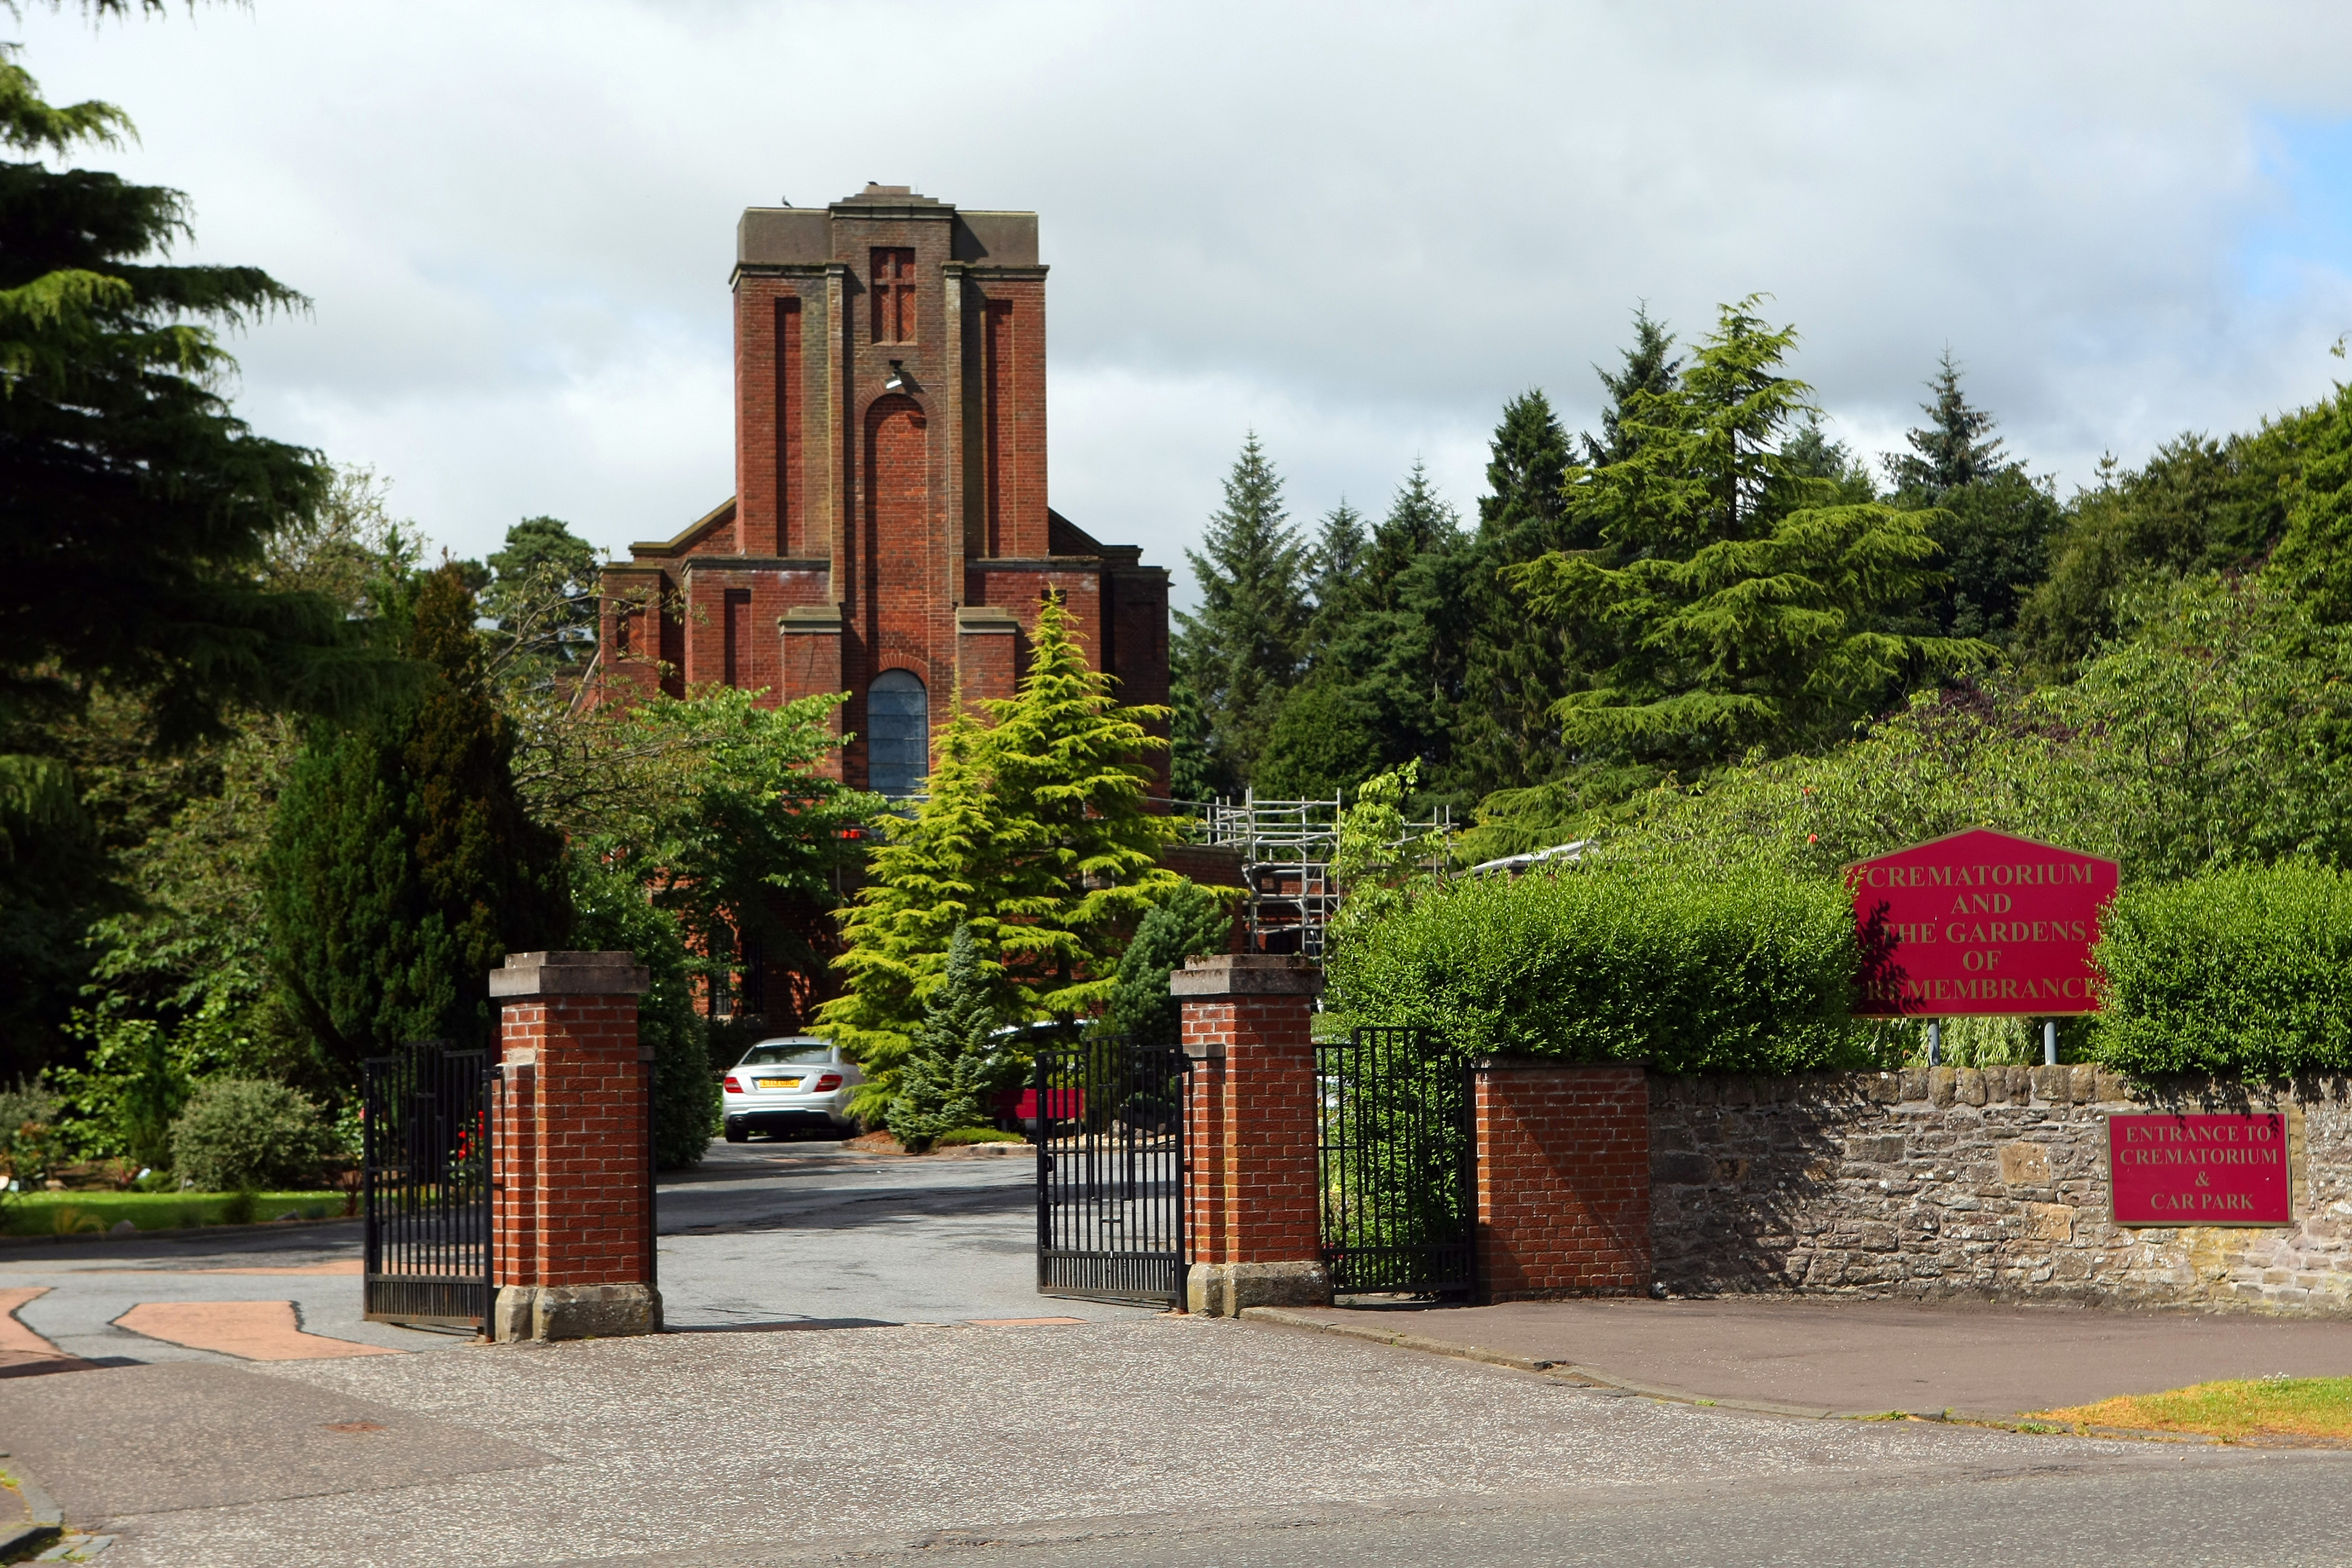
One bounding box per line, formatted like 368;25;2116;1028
1316;1026;1476;1297
1034;1035;1188;1308
362;1042;494;1327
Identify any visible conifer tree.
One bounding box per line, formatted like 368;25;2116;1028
263;566;569;1078
885;923;1014;1151
1172;433;1310;792
1257;466;1471;798
1882;356;2061;643
1304;499;1370;650
818;697;1012;1116
1886;352;2003;499
987;592;1185;1019
0;46;387;748
822;599;1189;1116
0;44;393;1069
1513;298;1984;771
1585;306;1682;465
1453;391;1583;796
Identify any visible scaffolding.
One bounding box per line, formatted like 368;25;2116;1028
1190;791;1454;961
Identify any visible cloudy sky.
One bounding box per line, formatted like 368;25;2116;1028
20;2;2352;601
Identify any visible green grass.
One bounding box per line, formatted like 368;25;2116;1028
932;1127;1026;1148
2036;1376;2352;1440
2;1190;348;1238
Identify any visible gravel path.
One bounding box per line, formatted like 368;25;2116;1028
88;1312;2167;1567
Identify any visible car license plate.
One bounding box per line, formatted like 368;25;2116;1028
755;1077;801;1090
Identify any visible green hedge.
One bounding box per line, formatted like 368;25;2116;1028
2092;863;2352;1078
1326;860;1867;1073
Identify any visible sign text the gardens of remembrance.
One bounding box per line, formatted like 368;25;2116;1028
2110;1114;2292;1226
1846;828;2120;1017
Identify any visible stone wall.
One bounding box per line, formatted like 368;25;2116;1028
1648;1066;2352;1317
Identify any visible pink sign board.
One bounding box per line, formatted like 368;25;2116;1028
2109;1114;2292;1226
1845;828;2120;1016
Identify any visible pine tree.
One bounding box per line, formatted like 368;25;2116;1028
482;515;600;668
1172;433;1311;792
1257;466;1471;799
817;697;1013;1119
1513;298;1984;771
1304;499;1370;650
987;592;1185;1019
885;923;1015;1151
264;566;570;1079
1882;356;2061;644
1453;391;1583;796
1886;351;2004;499
1585;306;1682;466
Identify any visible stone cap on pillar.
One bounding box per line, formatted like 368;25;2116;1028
1169;953;1324;998
490;950;652;999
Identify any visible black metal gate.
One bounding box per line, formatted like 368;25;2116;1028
362;1041;494;1327
1315;1026;1476;1297
1034;1035;1188;1307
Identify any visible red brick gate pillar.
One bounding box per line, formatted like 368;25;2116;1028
1172;954;1331;1315
487;950;661;1342
1473;1061;1651;1301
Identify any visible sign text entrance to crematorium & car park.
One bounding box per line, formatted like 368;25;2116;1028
1845;828;2120;1016
2110;1114;2292;1225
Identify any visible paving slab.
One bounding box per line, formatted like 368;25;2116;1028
1266;1296;2352;1416
113;1300;400;1360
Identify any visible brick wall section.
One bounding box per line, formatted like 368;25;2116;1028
732;278;791;554
491;958;653;1294
979;279;1048;558
1474;1063;1651;1300
1176;959;1325;1268
1649;1067;2352;1317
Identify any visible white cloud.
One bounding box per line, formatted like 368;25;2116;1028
20;0;2352;602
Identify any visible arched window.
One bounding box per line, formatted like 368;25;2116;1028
867;669;928;797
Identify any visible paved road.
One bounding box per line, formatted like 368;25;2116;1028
656;1139;1149;1327
0;1138;1145;1364
2;1139;2348;1567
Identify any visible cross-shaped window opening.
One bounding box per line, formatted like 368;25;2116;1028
870;248;916;344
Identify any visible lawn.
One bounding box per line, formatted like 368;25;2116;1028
2035;1376;2352;1441
2;1190;349;1238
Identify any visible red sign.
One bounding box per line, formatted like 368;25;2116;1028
2110;1114;2292;1226
1846;828;2118;1016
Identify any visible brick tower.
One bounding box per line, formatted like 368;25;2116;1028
595;184;1172;796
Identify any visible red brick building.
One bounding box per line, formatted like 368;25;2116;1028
595;184;1172;796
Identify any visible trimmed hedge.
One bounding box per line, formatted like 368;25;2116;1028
2093;863;2352;1079
1326;860;1867;1073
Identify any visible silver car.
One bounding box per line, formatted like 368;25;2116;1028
721;1038;863;1143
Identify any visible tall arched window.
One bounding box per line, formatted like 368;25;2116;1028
867;669;928;797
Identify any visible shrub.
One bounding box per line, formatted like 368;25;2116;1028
1326;857;1870;1073
168;1079;334;1193
570;856;716;1169
1102;881;1237;1049
887;925;1019;1152
2092;863;2352;1079
0;1077;62;1190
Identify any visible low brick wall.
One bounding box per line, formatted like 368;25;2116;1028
1474;1063;1649;1301
1649;1066;2352;1316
